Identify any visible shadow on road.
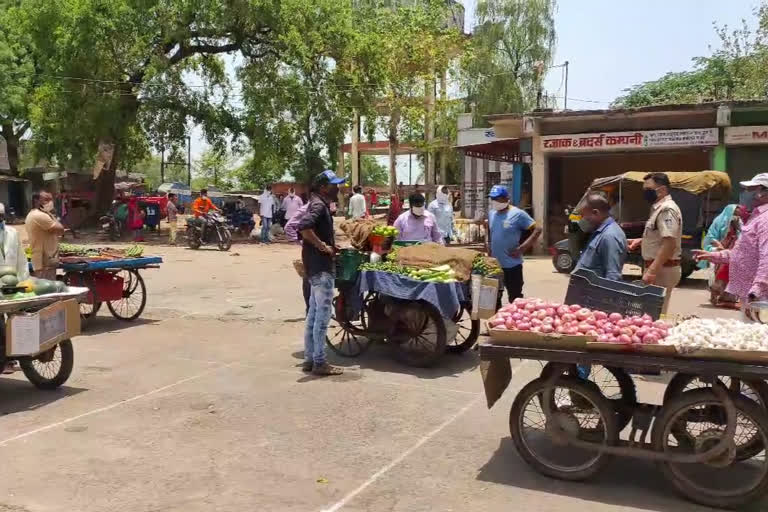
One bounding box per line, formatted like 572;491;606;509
476;437;714;511
0;378;87;416
78;317;160;337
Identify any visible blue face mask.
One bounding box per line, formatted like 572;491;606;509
740;190;758;211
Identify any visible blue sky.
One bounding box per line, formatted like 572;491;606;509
191;0;762;183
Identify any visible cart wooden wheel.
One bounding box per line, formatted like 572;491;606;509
106;269;147;321
446;306;480;354
664;374;768;461
325;294;373;358
652;388;768;509
19;340;74;390
391;301;447;368
541;363;637;432
510;375;618;481
62;273;101;325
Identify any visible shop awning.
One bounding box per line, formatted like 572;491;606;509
457;138;524;162
590;171;732;198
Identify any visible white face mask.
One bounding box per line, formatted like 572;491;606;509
491;200;508;211
43;201;55;212
411;206;425;217
436;188;450;203
289;192;295;197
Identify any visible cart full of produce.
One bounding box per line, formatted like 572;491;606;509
58;244;162;325
477;270;768;510
326;244;501;367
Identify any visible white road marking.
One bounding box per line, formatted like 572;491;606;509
318;396;480;512
0;363;235;448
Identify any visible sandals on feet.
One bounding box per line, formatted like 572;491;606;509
311;363;343;376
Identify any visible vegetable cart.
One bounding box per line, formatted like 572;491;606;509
478;341;768;509
0;287;88;390
325;249;484;368
59;256;163;324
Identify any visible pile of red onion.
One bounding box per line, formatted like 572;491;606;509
488;298;669;345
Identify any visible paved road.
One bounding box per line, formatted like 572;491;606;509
0;242;745;511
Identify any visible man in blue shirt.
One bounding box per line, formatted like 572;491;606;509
574;192;627;280
487;185;542;309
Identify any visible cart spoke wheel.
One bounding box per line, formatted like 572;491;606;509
653;389;768;509
106;270;147;321
510;375;617;481
325;295;372;358
392;301;447;368
447;306;480;354
19;340;74;390
79;301;102;319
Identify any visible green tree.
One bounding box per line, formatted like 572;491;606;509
193;148;236;190
0;0;35;175
461;0;557;124
344;155;388;186
230;155;286;191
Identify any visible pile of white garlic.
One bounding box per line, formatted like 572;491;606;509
661;318;768;353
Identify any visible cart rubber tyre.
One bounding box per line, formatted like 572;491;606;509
553;250;575;274
447;306;480;354
325;295;373;358
652;388;768;509
20;340;74;390
187;226;201;249
106;270;147;321
510;375;618;481
392;301;447;368
664;374;768;461
217;228;232;251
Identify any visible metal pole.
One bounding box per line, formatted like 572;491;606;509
409;153;412;185
160;147;165;184
564;61;569;111
187;136;192;186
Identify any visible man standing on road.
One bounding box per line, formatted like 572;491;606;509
298;170;346;376
573;192;627;281
428;185;455;245
694;173;768;320
348;185;367;219
258;185;276;244
394;193;443;244
166;193;179;245
628;173;682;314
25;191;64;280
487;185;542;309
281;187;304;226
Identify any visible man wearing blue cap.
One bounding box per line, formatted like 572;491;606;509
297;170;346;376
487;185;541;309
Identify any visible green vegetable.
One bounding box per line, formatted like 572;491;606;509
0;265;16;278
125;245;144;257
0;275;19;287
33;279;57;296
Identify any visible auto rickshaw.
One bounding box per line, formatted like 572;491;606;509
550;171;732;280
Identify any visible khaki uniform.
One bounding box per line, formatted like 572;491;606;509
25;209;60;279
642;195;682;314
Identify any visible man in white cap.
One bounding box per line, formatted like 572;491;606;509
694;173;768;319
0;203;29;281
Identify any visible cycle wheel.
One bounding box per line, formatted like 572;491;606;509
20;340;74;390
325;294;372;358
392;301;447;368
652;389;768;509
447;306;480;354
106;270;147;321
510;375;618;481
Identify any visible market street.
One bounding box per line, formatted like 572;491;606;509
0;242;744;512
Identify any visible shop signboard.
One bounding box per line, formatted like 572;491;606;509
724;126;768;145
541;128;719;153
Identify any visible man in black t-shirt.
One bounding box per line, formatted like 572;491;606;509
297;170;346;376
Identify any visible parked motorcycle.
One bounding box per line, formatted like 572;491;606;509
186;211;232;251
100;212;123;241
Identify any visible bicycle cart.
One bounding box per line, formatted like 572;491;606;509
59;256;162;325
478;342;768;509
0;287;88;390
325;270;481;368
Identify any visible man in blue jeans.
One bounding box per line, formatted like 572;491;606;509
298;170;346;376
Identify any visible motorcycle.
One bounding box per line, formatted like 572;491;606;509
186;211;232;251
100;212;123;241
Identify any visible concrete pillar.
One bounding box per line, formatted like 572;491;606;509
351;111;360;186
425;77;435;190
531;134;548;254
712;128;727;171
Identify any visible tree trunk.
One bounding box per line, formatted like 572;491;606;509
1;124;20;176
388;111;400;193
91;143;120;217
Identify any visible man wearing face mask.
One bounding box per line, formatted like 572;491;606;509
573;192;627;281
694;173;768;320
487;185;542;309
25;191;65;280
627;173;682;313
428;185;455;245
298;170;346;376
394;193;443;244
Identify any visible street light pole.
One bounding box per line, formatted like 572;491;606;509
187;136;192;186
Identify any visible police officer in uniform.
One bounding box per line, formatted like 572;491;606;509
628;172;682;314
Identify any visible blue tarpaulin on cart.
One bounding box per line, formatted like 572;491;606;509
355;270;468;319
59;256;163;271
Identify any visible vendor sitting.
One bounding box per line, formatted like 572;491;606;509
393;193;443;244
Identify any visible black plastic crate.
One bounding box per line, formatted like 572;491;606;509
564;268;666;320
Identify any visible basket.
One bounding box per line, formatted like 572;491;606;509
369;234;394;255
335;249;366;283
565;268;666;320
